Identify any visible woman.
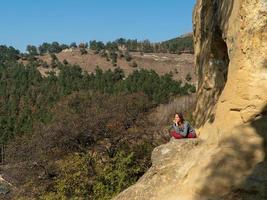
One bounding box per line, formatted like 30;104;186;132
169;112;196;139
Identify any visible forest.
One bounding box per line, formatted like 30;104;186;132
25;35;193;56
0;45;195;199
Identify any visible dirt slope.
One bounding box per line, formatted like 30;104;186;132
37;49;195;82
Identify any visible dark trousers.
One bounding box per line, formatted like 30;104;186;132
170;131;196;139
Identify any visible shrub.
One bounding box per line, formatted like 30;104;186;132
63;59;68;65
130;61;138;68
118;50;124;58
93;151;142;200
80;48;88;55
5;92;156;198
99;50;107;58
50;54;59;68
26;45;38;56
41;153;91;200
50;53;57;61
110;51;117;66
42;61;49;68
125;51;132;62
186;73;192;82
70;42;77;48
189;85;196;93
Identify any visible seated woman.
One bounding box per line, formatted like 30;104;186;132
169;112;196;139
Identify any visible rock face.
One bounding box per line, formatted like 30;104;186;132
114;0;267;199
114;139;205;200
193;0;267;131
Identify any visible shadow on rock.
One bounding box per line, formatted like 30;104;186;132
195;105;267;200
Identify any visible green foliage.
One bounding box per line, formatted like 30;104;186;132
88;35;193;54
160;35;194;54
125;51;132;62
110;51;118;67
1;43;196;200
50;53;59;68
49;42;63;53
40;153;91;200
78;43;88;49
142;39;154;53
24;35;192;58
38;42;69;54
183;83;196;94
100;50;108;58
0;45;20;64
105;41;118;51
7;91;155;199
93;151;142;200
0;63;46;142
89;40;105;51
80;48;87;55
50;53;58;61
0;57;195;144
40;147;152;200
189;85;196;93
63;59;68;65
57;64;86;95
70;42;77;48
26;45;38;56
119;69;190;104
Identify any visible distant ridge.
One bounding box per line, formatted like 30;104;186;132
160;33;193;53
180;32;193;38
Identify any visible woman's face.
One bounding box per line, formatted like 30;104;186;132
174;114;180;123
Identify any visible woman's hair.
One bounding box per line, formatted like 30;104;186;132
175;112;184;123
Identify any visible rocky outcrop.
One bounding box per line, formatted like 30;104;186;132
113;138;204;200
191;0;267;198
193;0;267;130
114;0;267;199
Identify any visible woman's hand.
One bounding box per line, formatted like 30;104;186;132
173;119;178;125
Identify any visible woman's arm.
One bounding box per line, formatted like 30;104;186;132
169;123;179;133
179;121;189;137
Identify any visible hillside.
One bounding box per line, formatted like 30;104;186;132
0;42;197;199
160;33;193;54
20;35;195;83
37;50;195;82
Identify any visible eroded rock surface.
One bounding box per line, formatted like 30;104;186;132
114;139;206;200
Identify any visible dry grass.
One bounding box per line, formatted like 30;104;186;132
146;94;197;140
148;94;197;126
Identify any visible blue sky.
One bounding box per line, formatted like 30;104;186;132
0;0;196;51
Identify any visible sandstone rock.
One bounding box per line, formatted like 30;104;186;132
62;48;73;53
113;139;205;200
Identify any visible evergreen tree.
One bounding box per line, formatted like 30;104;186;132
70;42;77;48
26;45;38;56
